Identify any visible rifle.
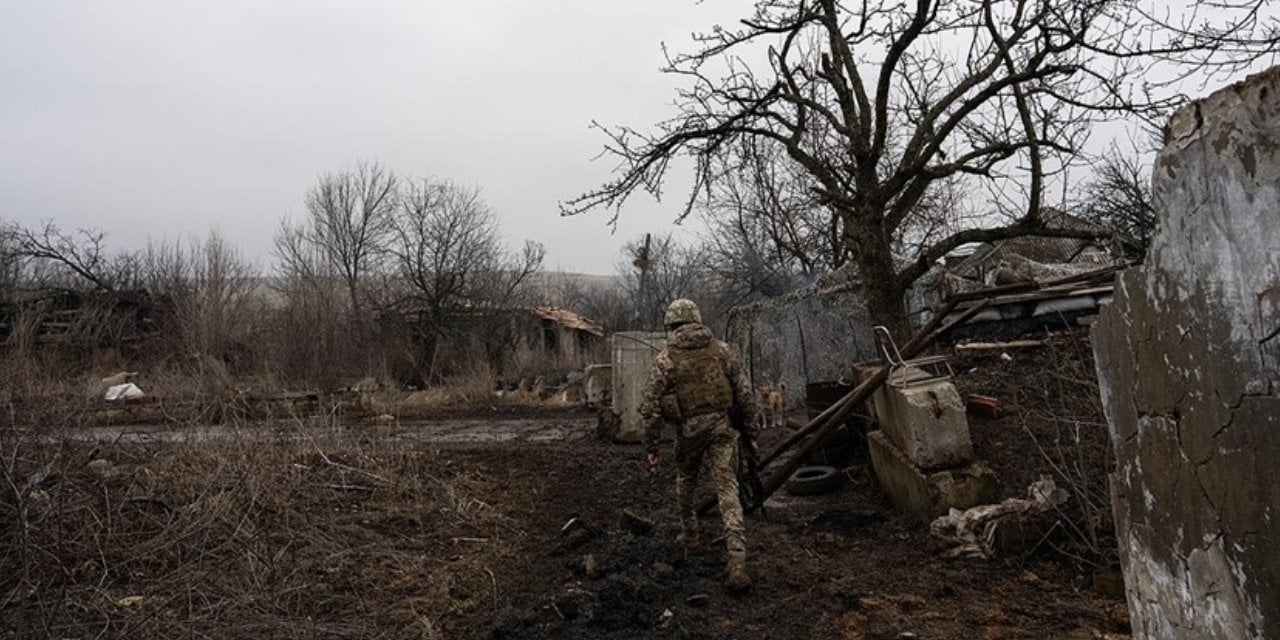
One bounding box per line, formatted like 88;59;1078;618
729;406;767;517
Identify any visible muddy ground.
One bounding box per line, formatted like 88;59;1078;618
451;434;1127;640
2;330;1127;639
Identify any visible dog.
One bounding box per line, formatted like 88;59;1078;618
758;383;786;429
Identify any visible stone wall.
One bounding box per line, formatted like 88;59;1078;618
1093;68;1280;639
725;277;878;409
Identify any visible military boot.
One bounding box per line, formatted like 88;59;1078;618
725;554;750;592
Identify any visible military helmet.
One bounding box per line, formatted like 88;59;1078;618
663;298;702;327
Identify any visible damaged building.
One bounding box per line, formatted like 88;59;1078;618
939;208;1114;292
727;210;1123;409
1093;67;1280;639
0;288;158;350
385;303;607;382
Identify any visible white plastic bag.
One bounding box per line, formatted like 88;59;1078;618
104;383;145;402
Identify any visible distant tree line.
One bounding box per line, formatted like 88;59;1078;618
0;162;546;390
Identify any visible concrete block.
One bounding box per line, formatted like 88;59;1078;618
609;332;666;443
876;378;974;470
868;430;999;524
855;364;933;424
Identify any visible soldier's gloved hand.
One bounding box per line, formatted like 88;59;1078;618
646;452;662;469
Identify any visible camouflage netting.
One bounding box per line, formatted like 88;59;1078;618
725;271;878;409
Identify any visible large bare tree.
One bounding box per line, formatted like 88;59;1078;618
563;0;1274;335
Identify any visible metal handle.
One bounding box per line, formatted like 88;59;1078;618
872;325;906;367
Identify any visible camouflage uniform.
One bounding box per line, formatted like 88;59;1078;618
639;318;757;565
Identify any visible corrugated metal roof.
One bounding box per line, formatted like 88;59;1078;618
949;209;1107;278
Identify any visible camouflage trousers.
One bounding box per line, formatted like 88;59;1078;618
674;416;746;559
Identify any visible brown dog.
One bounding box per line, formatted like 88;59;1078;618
758;383;786;429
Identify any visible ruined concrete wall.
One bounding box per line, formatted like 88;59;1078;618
726;280;877;409
610;332;666;443
1093;68;1280;639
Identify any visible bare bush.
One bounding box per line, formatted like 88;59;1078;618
139;232;261;374
1019;334;1116;568
1077;145;1157;262
960;329;1116;568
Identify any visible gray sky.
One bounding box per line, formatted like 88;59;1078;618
0;1;737;276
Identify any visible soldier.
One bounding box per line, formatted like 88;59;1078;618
639;298;757;592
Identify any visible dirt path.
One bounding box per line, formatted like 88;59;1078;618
440;434;1128;639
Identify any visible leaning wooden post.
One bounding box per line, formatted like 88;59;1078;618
757;299;991;501
699;298;992;515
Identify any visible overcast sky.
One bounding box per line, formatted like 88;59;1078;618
0;1;745;276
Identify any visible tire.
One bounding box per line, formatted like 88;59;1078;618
785;465;842;496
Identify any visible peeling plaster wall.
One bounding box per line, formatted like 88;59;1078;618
1093;68;1280;639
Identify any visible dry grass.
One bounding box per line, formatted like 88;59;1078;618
1017;332;1116;569
0;416;523;639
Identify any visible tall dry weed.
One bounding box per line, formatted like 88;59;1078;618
0;418;518;638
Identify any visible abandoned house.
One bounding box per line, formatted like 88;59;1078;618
520;305;606;362
0;288;157;349
385;303;607;379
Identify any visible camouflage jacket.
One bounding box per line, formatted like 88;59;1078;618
639;323;757;453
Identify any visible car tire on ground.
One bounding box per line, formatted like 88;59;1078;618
784;465;842;496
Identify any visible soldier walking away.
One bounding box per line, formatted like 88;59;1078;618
639;299;758;593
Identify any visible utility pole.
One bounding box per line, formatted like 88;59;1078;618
632;233;652;330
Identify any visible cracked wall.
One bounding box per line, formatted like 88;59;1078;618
1093;67;1280;639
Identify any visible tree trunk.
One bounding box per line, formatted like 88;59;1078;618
843;206;911;340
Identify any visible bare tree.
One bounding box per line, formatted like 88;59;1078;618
1077;147;1157;262
389;179;544;382
620;234;700;331
0;222;22;302
185;231;259;365
563;0;1273;336
11;221;119;291
276;162;397;316
617;233;756;333
702;138;845;276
